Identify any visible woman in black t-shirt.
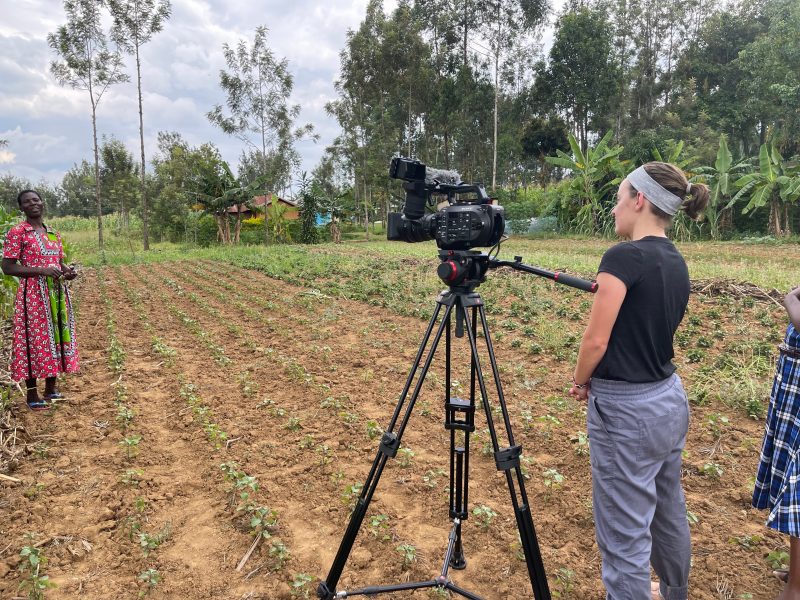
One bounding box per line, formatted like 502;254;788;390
568;162;708;600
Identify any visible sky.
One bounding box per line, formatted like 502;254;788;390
0;0;560;193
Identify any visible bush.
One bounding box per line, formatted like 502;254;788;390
196;214;218;247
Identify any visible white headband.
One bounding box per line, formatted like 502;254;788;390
627;166;685;216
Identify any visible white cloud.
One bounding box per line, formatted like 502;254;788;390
1;0;381;188
0;150;16;164
0;0;559;192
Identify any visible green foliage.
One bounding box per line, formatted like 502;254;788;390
137;568;162;598
290;573;314;598
138;522;171;557
297;173;320;244
766;549;790;570
732;143;800;235
18;537;57;600
471;505;498;530
396;543;417;569
546;131;626;235
0;204;18;319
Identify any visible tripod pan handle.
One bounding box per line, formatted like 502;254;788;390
553;271;598;293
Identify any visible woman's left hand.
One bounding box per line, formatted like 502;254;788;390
62;265;78;281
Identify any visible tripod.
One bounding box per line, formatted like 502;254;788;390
317;250;597;600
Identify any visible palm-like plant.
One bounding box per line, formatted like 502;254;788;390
732;143;800;236
546;131;626;235
693;136;750;239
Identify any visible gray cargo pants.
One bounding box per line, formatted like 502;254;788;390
587;374;691;600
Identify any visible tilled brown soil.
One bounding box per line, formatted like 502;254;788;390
0;260;789;599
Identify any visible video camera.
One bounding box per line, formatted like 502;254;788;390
387;157;505;251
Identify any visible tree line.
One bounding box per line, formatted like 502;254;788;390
3;0;799;244
319;0;800;237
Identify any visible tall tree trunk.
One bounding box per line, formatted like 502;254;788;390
136;43;149;251
364;181;369;239
90;98;104;253
492;22;499;191
463;0;469;68
407;81;413;157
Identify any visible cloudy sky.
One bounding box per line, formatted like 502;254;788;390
1;0;559;191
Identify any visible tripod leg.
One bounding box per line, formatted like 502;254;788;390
460;301;552;600
318;298;457;600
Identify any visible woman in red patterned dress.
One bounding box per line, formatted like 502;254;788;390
2;190;78;410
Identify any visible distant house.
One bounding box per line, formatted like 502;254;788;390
226;193;299;220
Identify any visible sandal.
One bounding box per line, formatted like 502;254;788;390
44;392;63;400
26;398;50;411
774;568;789;583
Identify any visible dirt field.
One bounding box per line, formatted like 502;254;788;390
0;257;791;599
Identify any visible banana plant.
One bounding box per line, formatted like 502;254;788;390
732;143;800;236
652;140;696;171
546;130;626;235
693;136;750;239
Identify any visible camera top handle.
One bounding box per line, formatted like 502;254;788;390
489;256;599;293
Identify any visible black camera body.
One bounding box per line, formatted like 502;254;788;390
387;157;504;251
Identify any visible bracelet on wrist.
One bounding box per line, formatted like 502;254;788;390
572;377;589;389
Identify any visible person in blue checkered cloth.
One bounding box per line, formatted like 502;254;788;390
753;285;800;599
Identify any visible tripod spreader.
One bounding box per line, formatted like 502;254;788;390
488;256;599;293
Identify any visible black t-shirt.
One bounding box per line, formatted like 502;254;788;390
592;236;689;383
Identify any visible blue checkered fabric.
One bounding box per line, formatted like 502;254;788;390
753;324;800;535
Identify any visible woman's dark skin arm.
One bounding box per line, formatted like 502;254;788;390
786;286;800;331
1;258;62;279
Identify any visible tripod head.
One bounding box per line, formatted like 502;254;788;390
437;250;599;294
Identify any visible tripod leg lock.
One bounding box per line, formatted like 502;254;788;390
494;445;522;471
379;431;400;458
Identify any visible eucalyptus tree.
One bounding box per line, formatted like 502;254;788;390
326;0;389;236
532;7;619;152
108;0;172;251
59;161;96;217
48;0;129;251
521;116;570;186
736;0;800;155
673;4;767;155
99;136;139;228
207;25;315;243
480;0;548;189
149;131;193;241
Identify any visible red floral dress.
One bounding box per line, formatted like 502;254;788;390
3;222;79;381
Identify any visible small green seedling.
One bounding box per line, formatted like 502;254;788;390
396;543;417;569
368;514;391;541
18;538;57;600
366;420;382;440
120;434;142;460
137;568;161;598
138;522;172;557
472;505;498;530
120;468;143;486
269;539;290;571
290;573;314;598
699;463;724;479
766;550;790;571
397;447;414;468
250;506;279;538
